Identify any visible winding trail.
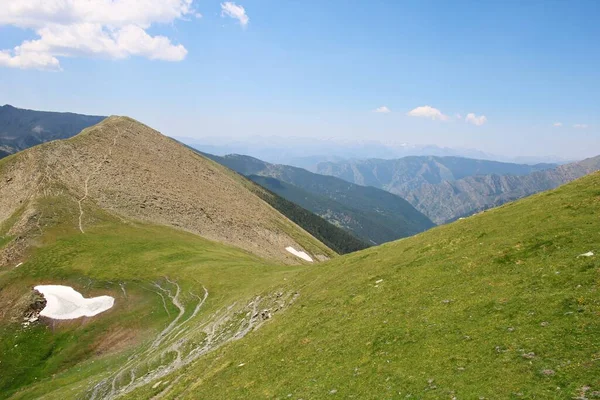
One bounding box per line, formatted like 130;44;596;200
151;278;184;348
88;278;296;400
92;277;196;399
77;128;123;234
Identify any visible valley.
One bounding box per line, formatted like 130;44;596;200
202;153;435;245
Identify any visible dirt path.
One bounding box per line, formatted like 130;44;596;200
78;128;123;233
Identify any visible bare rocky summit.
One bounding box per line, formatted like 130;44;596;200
0;116;333;265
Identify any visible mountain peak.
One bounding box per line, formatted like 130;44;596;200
0;116;334;265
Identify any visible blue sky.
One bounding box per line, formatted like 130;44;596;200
0;0;598;159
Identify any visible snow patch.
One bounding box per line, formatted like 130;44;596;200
34;285;114;320
285;247;313;262
578;251;594;257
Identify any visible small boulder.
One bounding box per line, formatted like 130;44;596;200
541;369;555;376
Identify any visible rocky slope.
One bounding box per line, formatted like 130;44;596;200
317;155;600;224
0;116;334;265
0;104;105;158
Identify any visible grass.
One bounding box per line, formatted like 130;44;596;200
125;172;600;399
0;235;12;250
2;173;599;399
0;196;303;399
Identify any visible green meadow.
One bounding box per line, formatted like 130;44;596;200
2;173;599;399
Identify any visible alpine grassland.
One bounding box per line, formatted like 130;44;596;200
125;172;600;399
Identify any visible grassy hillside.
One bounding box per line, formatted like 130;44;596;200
204;153;435;245
0;196;303;399
0;115;342;399
125;172;600;399
0;104;105;158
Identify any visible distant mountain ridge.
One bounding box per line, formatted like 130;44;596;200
317;155;600;224
0;104;105;158
177;135;571;169
317;156;556;191
201;153;435;245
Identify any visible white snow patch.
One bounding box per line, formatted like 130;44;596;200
285;247;313;262
15;262;23;268
578;251;594;257
34;285;114;320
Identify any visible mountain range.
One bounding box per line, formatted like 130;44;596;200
317;156;600;224
0;104;105;159
177;135;571;170
2;104;598;238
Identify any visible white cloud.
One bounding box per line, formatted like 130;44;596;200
0;49;60;70
221;2;249;27
374;106;391;113
553;122;563;127
465;113;487;126
573;124;589;129
455;113;462;119
407;105;449;121
0;0;194;70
